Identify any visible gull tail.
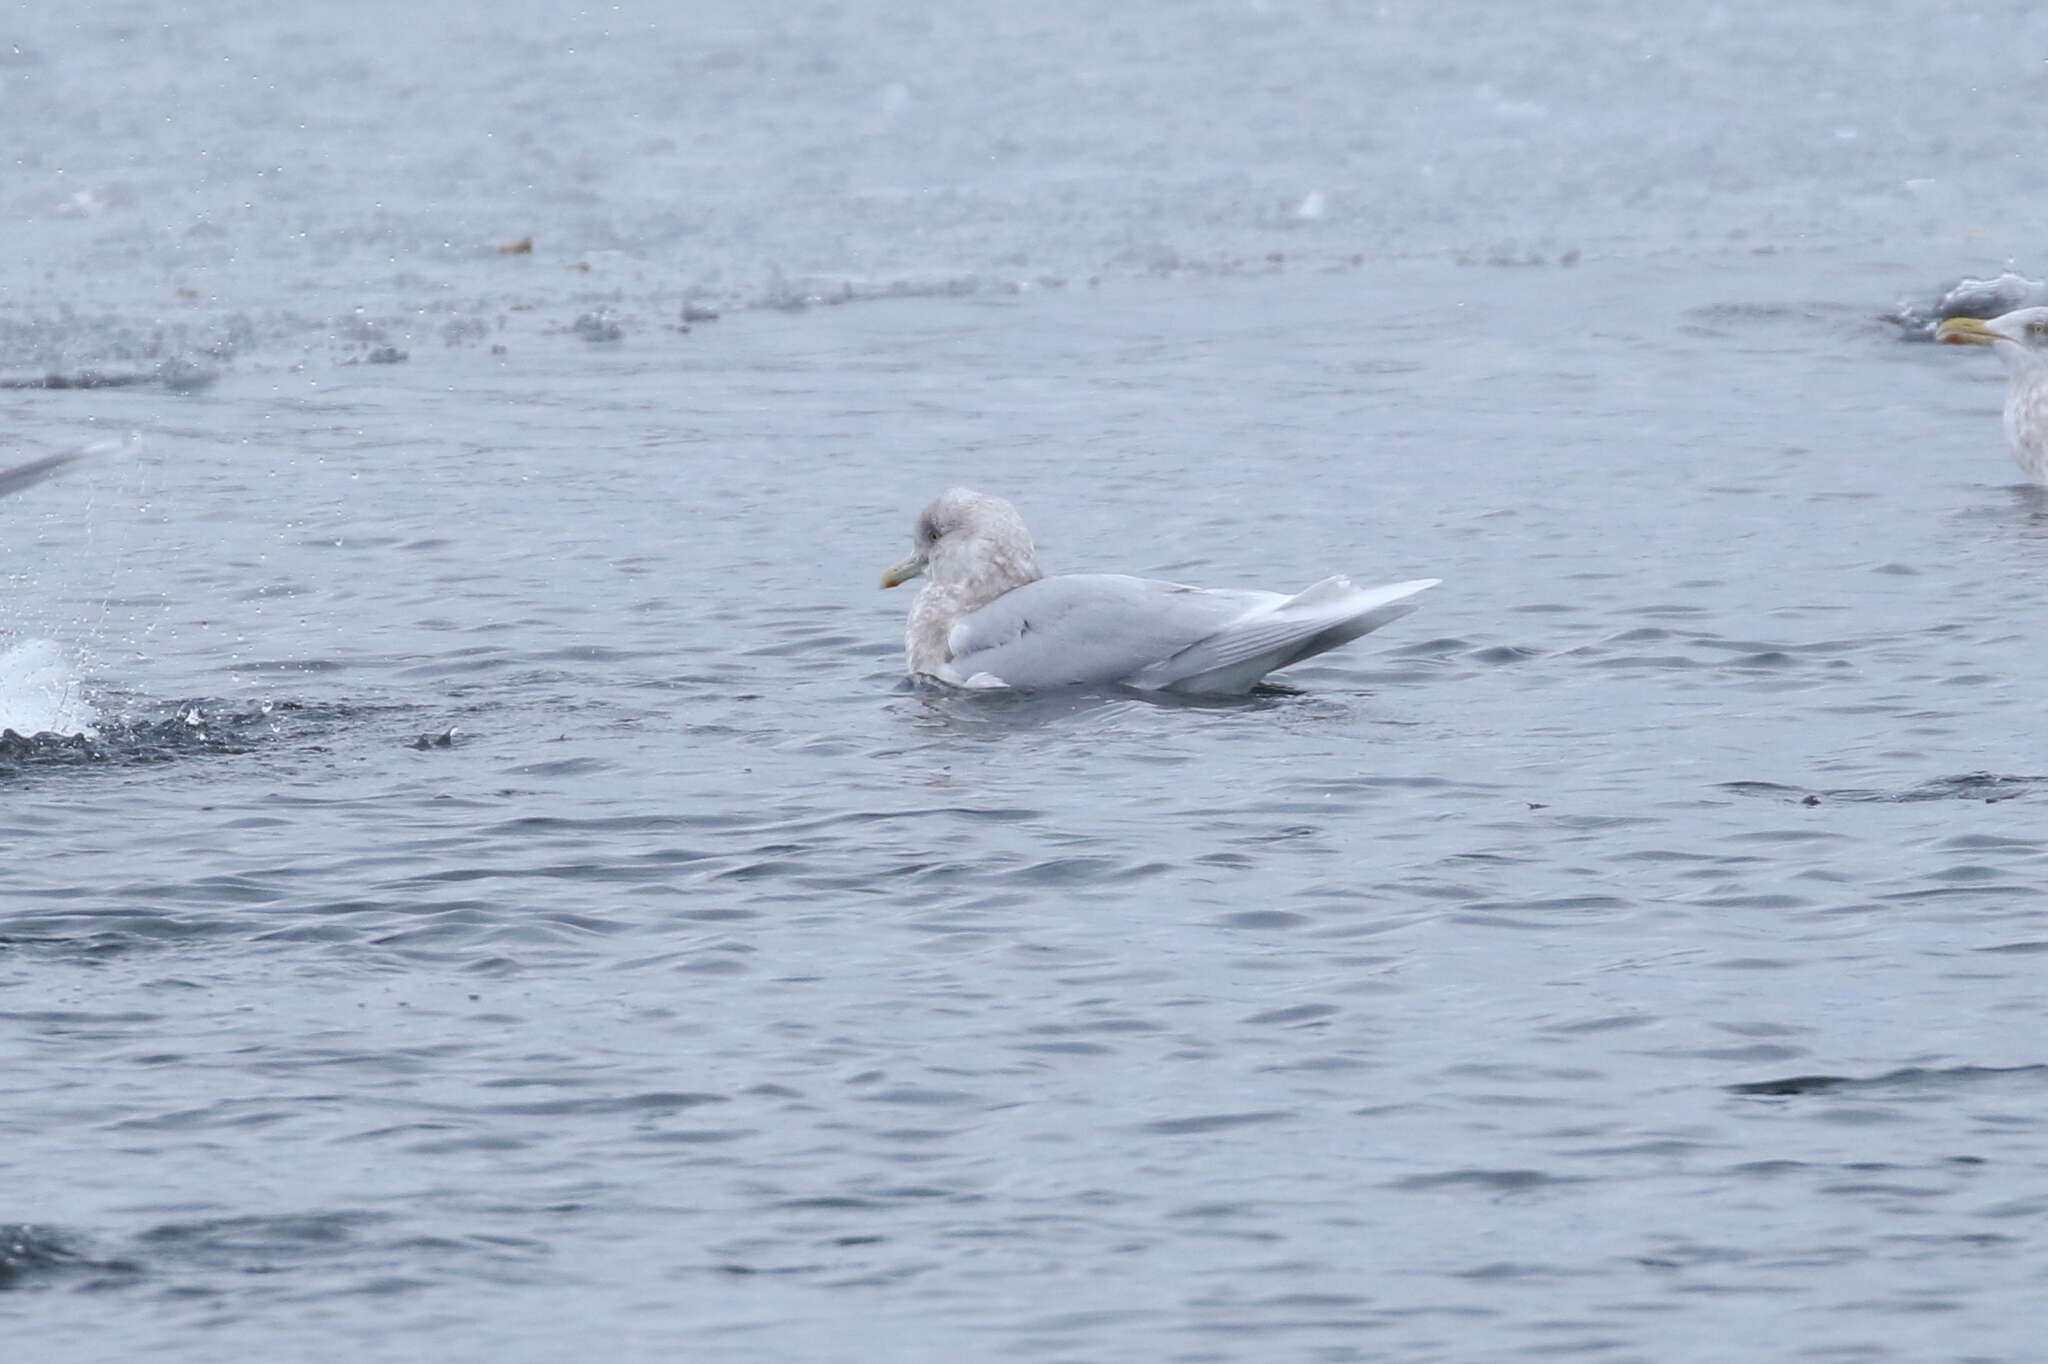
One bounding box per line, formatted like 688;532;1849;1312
1134;576;1441;694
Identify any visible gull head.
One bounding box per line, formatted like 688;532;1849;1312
881;488;1040;593
1936;306;2048;368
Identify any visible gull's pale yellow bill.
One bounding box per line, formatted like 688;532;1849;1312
881;553;926;589
1935;316;2002;346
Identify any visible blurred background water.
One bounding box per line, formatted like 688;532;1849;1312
4;3;2048;1361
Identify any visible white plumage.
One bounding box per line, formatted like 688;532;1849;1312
1936;306;2048;482
880;488;1437;694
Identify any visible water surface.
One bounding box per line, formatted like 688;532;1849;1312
4;4;2047;1362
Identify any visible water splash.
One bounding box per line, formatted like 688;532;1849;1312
0;639;96;738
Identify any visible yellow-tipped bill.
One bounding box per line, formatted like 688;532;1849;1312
881;552;926;589
1935;316;2003;346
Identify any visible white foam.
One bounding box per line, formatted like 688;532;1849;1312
0;638;97;737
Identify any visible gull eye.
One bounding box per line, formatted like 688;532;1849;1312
917;515;942;545
2029;321;2048;340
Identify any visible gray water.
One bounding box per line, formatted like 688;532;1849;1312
5;3;2048;1361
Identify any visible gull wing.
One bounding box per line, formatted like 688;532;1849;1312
1128;576;1439;693
0;451;83;500
942;573;1281;689
941;573;1437;694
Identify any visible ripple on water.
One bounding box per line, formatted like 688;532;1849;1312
0;1224;141;1290
1727;1065;2048;1098
131;1212;548;1292
0;697;408;781
1720;773;2046;804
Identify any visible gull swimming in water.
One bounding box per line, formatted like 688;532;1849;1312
1935;306;2048;482
880;488;1438;693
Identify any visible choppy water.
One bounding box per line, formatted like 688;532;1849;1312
5;3;2048;1362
